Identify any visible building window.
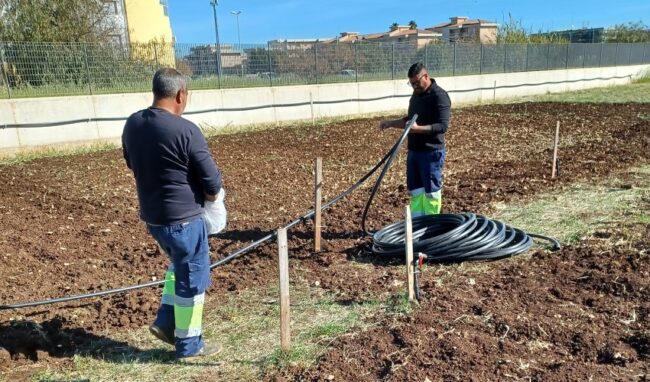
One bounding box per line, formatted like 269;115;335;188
107;34;124;50
160;0;169;16
103;0;118;15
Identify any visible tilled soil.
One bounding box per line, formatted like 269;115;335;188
289;230;650;382
0;102;649;379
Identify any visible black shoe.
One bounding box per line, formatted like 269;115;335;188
149;324;174;346
178;342;223;362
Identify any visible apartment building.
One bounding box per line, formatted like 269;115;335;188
427;16;498;43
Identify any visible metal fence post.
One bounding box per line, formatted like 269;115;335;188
644;43;649;64
525;43;529;72
453;42;457;76
582;43;586;68
0;43;12;99
479;44;483;74
391;42;395;80
424;43;428;68
565;43;569;69
503;43;507;73
154;43;159;66
267;42;273;87
599;43;604;67
82;43;93;95
314;44;318;84
216;44;222;89
354;43;359;83
546;44;550;70
628;43;633;65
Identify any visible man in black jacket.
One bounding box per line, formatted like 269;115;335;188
379;62;451;216
122;68;223;361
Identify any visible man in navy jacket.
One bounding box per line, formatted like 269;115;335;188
122;68;223;361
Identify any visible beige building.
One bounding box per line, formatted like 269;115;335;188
360;26;441;47
269;39;331;50
269;16;497;49
427;16;498;43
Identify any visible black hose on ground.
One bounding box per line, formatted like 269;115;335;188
371;213;560;261
358;117;561;261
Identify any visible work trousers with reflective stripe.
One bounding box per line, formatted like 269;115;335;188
407;149;445;217
147;216;211;358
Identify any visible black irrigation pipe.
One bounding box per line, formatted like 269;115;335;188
355;119;562;261
0;115;418;310
2;74;632;129
371;213;561;262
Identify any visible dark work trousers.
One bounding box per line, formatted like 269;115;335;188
147;216;211;358
406;149;445;217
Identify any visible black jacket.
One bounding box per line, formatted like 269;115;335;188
407;80;451;151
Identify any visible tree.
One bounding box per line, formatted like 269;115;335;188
408;20;417;30
497;14;567;43
0;0;118;42
390;22;399;31
604;21;650;43
0;0;147;90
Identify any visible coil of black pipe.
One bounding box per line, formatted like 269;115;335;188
372;212;561;261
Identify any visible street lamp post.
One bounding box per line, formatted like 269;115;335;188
209;0;222;80
230;10;243;76
230;10;242;51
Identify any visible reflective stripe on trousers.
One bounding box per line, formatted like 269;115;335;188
410;190;442;217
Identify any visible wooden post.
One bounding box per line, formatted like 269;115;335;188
277;228;291;352
405;206;415;302
314;157;322;252
551;121;560;179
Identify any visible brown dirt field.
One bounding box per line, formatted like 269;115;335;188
0;102;648;380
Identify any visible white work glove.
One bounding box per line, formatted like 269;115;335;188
204;188;227;236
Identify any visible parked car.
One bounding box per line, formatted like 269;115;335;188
258;72;277;79
339;69;356;76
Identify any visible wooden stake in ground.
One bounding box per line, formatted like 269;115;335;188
277;228;291;352
314;157;322;252
552;121;560;179
405;206;415;302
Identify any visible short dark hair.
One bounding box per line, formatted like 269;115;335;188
152;68;187;99
407;62;426;78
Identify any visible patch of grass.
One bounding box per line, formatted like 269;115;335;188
384;292;413;315
637;213;650;225
34;281;381;382
509;81;650;104
633;71;650;84
0;142;119;166
492;166;650;245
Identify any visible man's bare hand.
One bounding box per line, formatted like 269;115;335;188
204;192;217;202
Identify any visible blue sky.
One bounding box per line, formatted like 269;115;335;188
169;0;650;44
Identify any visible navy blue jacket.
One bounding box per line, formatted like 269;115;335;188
122;107;222;226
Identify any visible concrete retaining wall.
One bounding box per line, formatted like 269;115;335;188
1;64;648;154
